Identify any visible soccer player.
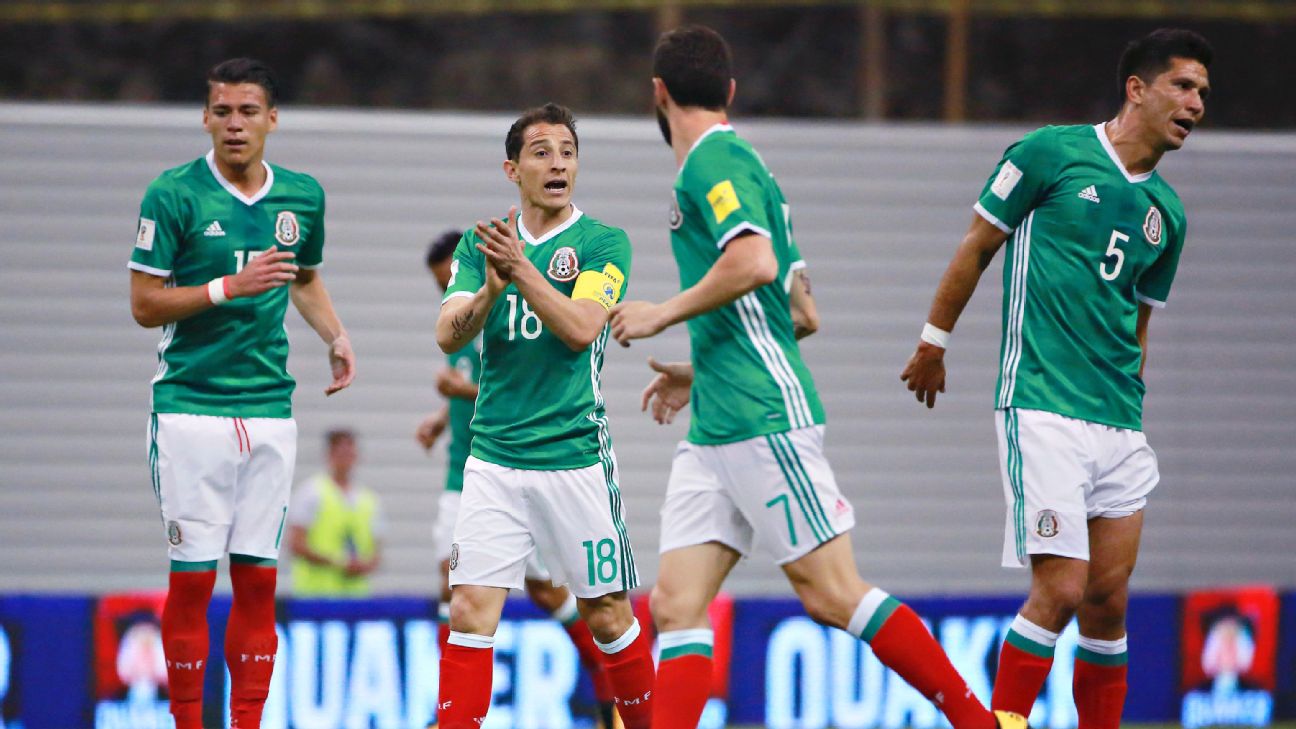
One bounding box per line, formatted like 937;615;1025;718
900;29;1212;729
610;26;1023;729
433;104;654;729
419;229;619;728
128;58;355;729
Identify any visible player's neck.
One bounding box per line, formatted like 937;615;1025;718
214;154;269;197
1103;115;1164;177
670;109;729;167
520;203;574;240
330;468;351;490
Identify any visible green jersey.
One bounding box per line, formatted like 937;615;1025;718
670;124;825;445
975;124;1187;431
442;208;630;470
129;152;326;418
443;337;480;493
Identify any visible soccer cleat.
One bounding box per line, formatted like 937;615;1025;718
994;709;1030;729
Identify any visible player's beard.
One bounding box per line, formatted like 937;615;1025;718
656;106;672;147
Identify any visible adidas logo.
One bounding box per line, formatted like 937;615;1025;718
203;220;226;237
1078;185;1101;203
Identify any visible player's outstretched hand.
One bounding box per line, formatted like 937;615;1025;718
416;411;449;451
900;342;946;409
640;357;692;425
435;367;472;399
609;300;667;347
325;333;355;395
475;207;527;281
226;245;298;298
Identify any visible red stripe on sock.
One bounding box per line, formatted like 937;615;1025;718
227;563;278;729
438;642;494;728
992;639;1054;716
651;653;712;729
868;603;995;729
162;569;216;729
1073;656;1127;729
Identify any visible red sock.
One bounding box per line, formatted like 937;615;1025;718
864;599;995;729
437;621;451;656
564;619;615;703
993;638;1055;715
1073;647;1128;729
651;654;711;729
162;568;216;729
598;622;656;729
226;562;279;729
438;635;495;728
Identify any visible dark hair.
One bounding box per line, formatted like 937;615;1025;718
325;429;355;448
426;229;461;268
206;57;279;108
653;25;732;110
1117;29;1213;102
505;103;578;161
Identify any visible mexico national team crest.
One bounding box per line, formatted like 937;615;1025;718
547;246;580;282
1035;510;1060;539
1143;206;1163;246
668;190;683;230
166;520;183;546
449;543;460;571
274;211;300;247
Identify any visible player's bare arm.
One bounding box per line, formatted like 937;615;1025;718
129;245;298;328
640;356;693;425
436;367;479;400
436;260;505;353
289;267;355;395
1136;302;1154;378
416;406;450;451
901;215;1011;408
789;269;819;340
475;207;609;351
609;232;777;346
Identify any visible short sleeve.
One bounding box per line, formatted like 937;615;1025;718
442;230;485;303
1136;215;1186;308
128;181;184;277
572;228;632;310
974;129;1060;234
784;239;807;294
681;153;775;250
296;182;326;269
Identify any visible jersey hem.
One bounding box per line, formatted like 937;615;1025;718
716;221;773;250
995;404;1142;433
1134;291;1167;309
442;290;475;304
128;261;172;277
686;418;826;446
783;259;807;293
973;202;1013;234
468;448;602;472
152;404;293;419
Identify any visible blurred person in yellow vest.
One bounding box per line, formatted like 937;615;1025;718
288;429;384;596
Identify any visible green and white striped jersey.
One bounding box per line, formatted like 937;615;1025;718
670;124;825;445
443;338;480;493
975;124;1188;431
442;208;631;470
129;152;326;418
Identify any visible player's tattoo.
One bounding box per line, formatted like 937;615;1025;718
450;310;477;341
800;271;812;295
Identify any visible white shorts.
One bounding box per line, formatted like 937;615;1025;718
659;426;855;566
148;413;297;563
450;456;633;597
436;488;551;582
996;408;1159;568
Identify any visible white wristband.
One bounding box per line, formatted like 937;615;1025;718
207;277;230;305
920;322;951;349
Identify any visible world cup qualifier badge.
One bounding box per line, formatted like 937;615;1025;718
166;520;183;546
1035;509;1060;538
275;210;300;246
547;246;580;282
1143;206;1163;246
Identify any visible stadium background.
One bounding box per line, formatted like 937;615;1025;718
1;1;1294;727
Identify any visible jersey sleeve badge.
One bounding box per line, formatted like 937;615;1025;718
668;190;683;230
136;217;156;250
547;246;580;282
275;211;300;246
990;160;1024;200
1143;206;1163;246
706;179;741;223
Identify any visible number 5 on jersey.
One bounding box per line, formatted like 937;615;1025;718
1100;230;1128;281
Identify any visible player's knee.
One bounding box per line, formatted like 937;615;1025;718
649;582;707;631
1028;579;1086;624
798;589;854;630
448;589;500;636
524;580;567;613
578;593;634;642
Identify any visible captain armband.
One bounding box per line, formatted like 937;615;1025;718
571;263;626;311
